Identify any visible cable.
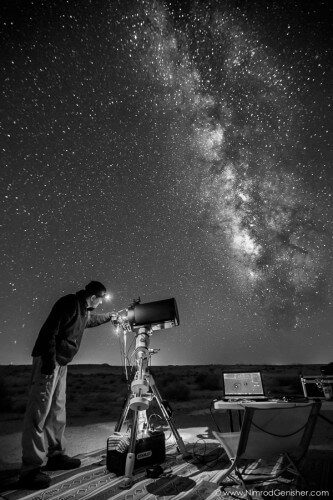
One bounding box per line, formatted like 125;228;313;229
249;419;308;437
191;438;227;467
115;324;129;381
148;412;163;428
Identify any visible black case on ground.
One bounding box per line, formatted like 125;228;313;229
106;430;166;476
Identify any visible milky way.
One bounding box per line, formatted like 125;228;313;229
127;0;333;329
1;0;332;364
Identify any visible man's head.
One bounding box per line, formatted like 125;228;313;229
85;281;107;310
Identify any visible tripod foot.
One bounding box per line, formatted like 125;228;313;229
174;445;191;459
119;477;134;489
119;451;135;489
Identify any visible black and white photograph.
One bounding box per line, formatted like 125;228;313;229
1;0;332;497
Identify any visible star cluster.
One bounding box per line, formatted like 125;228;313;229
0;0;332;365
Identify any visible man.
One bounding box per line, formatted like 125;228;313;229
19;281;116;489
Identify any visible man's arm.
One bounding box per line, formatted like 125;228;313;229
86;312;114;328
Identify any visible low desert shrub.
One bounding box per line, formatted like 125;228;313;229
80;405;96;412
274;376;300;389
0;377;13;412
155;373;178;386
12;401;27;413
161;381;191;401
195;372;221;391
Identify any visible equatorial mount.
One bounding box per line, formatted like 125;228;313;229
128;326;152;412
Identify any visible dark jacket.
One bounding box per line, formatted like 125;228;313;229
32;290;112;367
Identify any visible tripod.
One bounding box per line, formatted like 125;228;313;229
114;326;188;487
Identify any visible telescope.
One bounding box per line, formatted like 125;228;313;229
109;296;188;487
118;297;179;331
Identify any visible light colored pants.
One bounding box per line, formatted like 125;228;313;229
21;356;67;474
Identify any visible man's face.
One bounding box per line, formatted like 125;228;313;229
89;294;104;309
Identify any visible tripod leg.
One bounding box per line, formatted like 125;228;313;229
149;374;189;457
114;391;132;433
122;409;138;488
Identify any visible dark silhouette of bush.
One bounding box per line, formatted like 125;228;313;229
161;381;191;401
273;376;301;390
12;401;27;413
195;372;221;391
154;373;178;386
0;377;13;412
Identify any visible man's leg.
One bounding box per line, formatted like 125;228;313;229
20;357;60;487
44;364;81;471
44;363;67;457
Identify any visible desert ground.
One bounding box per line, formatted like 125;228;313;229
1;363;332;474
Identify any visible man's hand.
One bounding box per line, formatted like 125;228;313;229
108;312;120;326
41;361;55;375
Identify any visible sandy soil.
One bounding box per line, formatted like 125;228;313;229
1;408;332;473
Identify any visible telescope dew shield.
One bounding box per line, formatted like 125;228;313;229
127;298;179;331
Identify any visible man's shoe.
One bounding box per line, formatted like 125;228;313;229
18;469;51;490
46;454;81;471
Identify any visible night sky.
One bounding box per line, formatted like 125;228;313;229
1;0;332;366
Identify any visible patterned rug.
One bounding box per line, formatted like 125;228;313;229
0;442;312;500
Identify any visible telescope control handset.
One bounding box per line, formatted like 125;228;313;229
112;297;180;332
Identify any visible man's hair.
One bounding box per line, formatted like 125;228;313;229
85;281;107;297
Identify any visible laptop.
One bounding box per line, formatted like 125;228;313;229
222;371;268;401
